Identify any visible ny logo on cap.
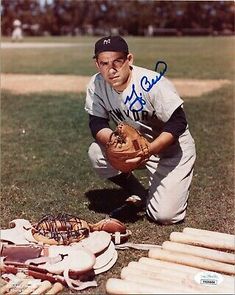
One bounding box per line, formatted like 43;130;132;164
103;39;111;45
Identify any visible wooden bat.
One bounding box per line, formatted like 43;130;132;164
7;276;34;295
121;265;233;294
105;278;179;294
139;257;207;273
170;231;235;251
0;263;66;285
0;277;7;288
130;260;201;275
121;267;195;293
0;281;17;294
19;283;40;295
138;257;235;286
46;282;64;294
0;273;26;294
148;248;235;275
121;272;197;294
32;280;52;295
162;241;235;264
183;227;235;242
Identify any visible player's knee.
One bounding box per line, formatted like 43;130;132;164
146;205;185;225
88;142;118;179
146;210;175;225
88;142;102;168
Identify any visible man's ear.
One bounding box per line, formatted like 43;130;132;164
95;59;100;70
127;53;134;65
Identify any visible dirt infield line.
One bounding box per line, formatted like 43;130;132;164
1;74;231;97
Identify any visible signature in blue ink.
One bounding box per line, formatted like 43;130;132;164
141;61;167;92
124;61;167;112
124;84;146;111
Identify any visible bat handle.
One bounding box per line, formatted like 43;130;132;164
32;280;52;295
46;282;64;294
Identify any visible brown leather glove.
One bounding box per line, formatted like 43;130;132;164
106;123;150;173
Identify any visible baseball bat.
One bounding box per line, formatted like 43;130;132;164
138;257;204;273
148;248;235;275
162;241;235;264
130;260;200;275
0;281;16;294
7;277;34;295
170;232;235;251
138;257;234;286
0;273;26;294
122;265;233;293
0;277;7;288
46;282;64;294
183;227;235;242
31;280;52;295
106;278;179;294
121;272;197;294
19;284;40;295
0;263;66;285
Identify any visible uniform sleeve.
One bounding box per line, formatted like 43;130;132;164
150;77;184;122
89;114;110;139
84;78;109;119
163;106;187;138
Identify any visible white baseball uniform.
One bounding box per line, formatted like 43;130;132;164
12;20;23;42
85;65;196;224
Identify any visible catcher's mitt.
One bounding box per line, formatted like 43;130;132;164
106;123;150;173
32;214;131;245
32;214;90;245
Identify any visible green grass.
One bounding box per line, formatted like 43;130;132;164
183;85;234;231
2;36;235;79
1;84;234;293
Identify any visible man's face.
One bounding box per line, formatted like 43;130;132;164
95;51;133;91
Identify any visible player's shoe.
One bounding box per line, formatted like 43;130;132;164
109;195;146;220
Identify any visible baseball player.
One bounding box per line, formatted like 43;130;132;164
85;36;196;224
11;19;23;42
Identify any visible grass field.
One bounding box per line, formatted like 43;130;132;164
2;36;235;79
1;36;234;294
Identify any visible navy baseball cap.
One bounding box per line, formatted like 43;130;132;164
94;36;129;58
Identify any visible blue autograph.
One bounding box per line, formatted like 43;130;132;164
124;84;146;112
141;61;167;92
124;61;167;111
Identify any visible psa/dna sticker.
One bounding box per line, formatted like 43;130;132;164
194;271;223;286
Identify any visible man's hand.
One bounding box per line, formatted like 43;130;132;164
125;156;142;164
125;156;149;169
126;132;175;166
148;132;175;155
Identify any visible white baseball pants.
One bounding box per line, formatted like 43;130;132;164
88;132;196;224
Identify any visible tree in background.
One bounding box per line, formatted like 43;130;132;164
2;0;42;36
1;0;234;37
